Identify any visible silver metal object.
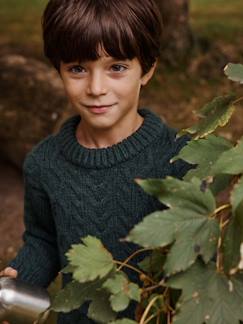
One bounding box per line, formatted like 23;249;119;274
0;277;50;324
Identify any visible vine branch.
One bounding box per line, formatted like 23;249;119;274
139;295;162;324
210;204;231;218
114;260;156;284
117;247;152;271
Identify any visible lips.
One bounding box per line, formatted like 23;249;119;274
86;104;114;114
85;104;114;108
85;104;115;114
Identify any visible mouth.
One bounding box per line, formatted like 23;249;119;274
84;103;116;114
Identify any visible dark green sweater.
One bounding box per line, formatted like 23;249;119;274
10;108;190;323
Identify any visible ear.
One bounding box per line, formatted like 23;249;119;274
141;60;158;86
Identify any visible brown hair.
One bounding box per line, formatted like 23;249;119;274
42;0;162;74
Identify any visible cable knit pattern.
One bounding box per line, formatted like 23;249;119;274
10;108;191;323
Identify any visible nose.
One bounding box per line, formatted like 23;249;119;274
86;71;107;96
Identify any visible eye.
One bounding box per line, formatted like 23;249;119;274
111;64;127;72
68;65;85;74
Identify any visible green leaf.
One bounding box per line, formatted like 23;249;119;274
61;264;76;274
103;273;140;312
211;137;243;175
231;176;243;212
167;261;243;324
138;249;166;275
208;174;232;196
177;94;236;139
109;319;137;324
127;210;175;248
52;272;117;322
129;177;219;274
51;280;101;313
66;236;115;283
163;217;219;275
136;177;216;214
223;176;243;274
110;293;130;313
224;63;243;84
127;208;219;275
171;135;233;180
88;290;116;323
127;283;141;301
223;200;243;274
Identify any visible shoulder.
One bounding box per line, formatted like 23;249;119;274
23;113;77;172
160;125;192;178
162;123;190;154
146;110;191;178
148;110;189;152
23;134;57;176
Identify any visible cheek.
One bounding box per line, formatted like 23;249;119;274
64;81;83;101
115;78;141;99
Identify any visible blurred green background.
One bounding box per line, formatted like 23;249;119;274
1;0;243;57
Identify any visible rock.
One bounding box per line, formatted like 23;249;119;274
0;53;73;169
0;157;24;268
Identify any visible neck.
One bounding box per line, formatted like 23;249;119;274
76;113;144;149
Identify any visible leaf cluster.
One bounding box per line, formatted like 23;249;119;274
51;63;243;324
51;236;139;323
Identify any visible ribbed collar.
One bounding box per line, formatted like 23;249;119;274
57;108;165;168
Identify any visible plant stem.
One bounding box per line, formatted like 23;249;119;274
117;248;152;271
142;310;164;324
215;204;231;214
164;287;173;323
139;295;162;324
210;204;231;218
143;283;162;293
216;215;225;273
114;260;156;284
167;310;172;324
143;313;157;324
221;219;230;229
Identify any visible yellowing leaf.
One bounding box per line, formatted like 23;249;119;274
178;94;236;139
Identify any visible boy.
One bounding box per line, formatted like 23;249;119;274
1;0;190;322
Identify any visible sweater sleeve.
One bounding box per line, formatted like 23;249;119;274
9;152;60;288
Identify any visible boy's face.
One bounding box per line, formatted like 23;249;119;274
59;51;156;133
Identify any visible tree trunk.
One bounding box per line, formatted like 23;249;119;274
155;0;194;66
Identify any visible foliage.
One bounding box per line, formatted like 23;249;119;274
51;63;243;323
